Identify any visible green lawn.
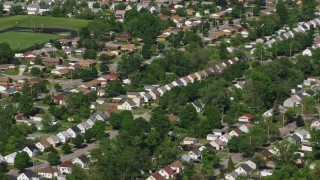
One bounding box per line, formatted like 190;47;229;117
0;31;65;50
0;15;89;30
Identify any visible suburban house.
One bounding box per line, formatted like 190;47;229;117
183;137;198;145
239;123;252;133
35;140;51;152
158;166;176;179
17;170;40;180
95;112;108;121
294;129;311;142
47;135;61;147
229;127;242;137
57;131;71;143
0;76;13;86
283;95;301;107
22;145;38;157
260;169;273;177
3;1;14;12
187;149;201;160
4;152;17;164
191;101;203;113
289;134;302;144
72;155;90;169
77;121;91;134
210;138;226;150
43;57;62;66
117;100;136;110
238;114;254;123
86;116;98;127
67;126;81;138
27;3;40;15
58;161;73;174
170;160;183;173
38;166;59;179
147;172;165;180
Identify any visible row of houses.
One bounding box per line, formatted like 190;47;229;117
117;58;239;110
283;76;320;108
264;18;320;47
16;155;90;180
3;113;107;164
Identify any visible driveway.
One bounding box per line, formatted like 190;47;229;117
279;122;297;136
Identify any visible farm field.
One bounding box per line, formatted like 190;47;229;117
0;15;90;30
0;31;66;50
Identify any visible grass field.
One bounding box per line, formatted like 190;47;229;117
0;15;90;30
0;31;66;50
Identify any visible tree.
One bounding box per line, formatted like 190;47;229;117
0;43;14;64
72;135;84;148
274;141;299;165
19;95;33;116
201;148;220;177
100;62;109;74
203;105;222;129
83;49;97;59
276;1;288;24
154;137;178;166
227;157;234;172
142;44;152;59
311;130;320;159
30;67;43;77
179;104;199;128
54;83;62;92
118;54;142;77
47;150;60;166
67;165;88;180
14;152;30;171
62;143;72;154
0;4;3;13
109;113;122;130
219;41;228;60
302;96;316;115
41;113;55;132
11;5;23;15
176;8;186;17
106;80;125;97
34;56;43;65
53;41;62;50
253;43;267;60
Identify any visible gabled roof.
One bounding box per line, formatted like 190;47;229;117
70;126;81;134
60;161;73;168
26;145;38;151
22;170;39;178
242;114;253;119
241;163;253;174
290;134;301;142
38;166;58;174
163;166;175;175
151;172;165;180
170;160;183;169
96;112;108;120
77;155;90;164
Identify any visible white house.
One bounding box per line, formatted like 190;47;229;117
302;48;312;56
77;121;90;134
58;161;73;174
67;126;81;138
234;164;253;175
183;137;198;145
17;170;40;180
95;112;108;121
210;138;225;150
207;134;218;141
4;152;17;164
187;150;201;160
302;143;312;151
158;166;176;179
244;160;257;170
262;109;273;118
219;133;232;143
225;171;239;180
191;101;203;113
22;145;38;157
294;129;311;141
213;129;225;136
132;96;144;107
35;140;51;152
46;135;60;147
117;100;136;110
239;124;252;133
72;155;90;169
57;131;71;143
27;3;40;15
3;1;14;12
33;114;44;121
38;166;59;179
238;114;254;122
260;169;273;177
86;116;98;127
